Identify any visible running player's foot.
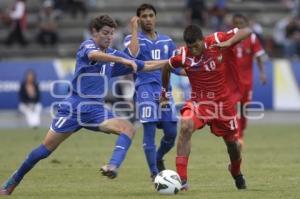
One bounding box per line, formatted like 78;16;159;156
233;174;247;190
156;159;166;172
227;164;246;189
0;176;18;196
150;173;157;182
181;180;189;191
100;165;118;179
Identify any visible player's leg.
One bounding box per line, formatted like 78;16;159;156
224;138;246;189
176;103;204;190
142;122;159;179
0;129;72;195
135;84;161;179
176;117;195;189
98;118;136;179
238;87;252;147
157;121;177;172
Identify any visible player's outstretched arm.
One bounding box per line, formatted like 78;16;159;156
215;27;252;48
257;56;267;85
160;63;172;104
142;60;169;71
88;51;138;72
162;64;171;91
127;16;140;57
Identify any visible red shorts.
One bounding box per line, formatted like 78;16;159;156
180;100;239;142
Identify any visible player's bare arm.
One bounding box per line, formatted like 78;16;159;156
88;51;138;72
128;16;140;57
215;27;252;48
160;63;172;104
257;56;267;85
142;59;169;71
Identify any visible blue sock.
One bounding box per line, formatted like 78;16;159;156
13;144;52;183
143;122;158;175
109;133;132;168
157;122;177;161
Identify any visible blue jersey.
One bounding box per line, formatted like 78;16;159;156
50;38;145;133
124;33;178;123
124;32;177;87
73;38;144;102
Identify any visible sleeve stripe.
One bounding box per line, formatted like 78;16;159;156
124;41;131;47
168;59;175;69
233;28;239;34
254;49;265;57
214;32;220;44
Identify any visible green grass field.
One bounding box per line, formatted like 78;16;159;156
0;124;299;199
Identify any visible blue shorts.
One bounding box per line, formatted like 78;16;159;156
135;83;178;123
50;96;114;133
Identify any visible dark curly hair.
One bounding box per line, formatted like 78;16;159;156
183;25;203;44
89;15;117;33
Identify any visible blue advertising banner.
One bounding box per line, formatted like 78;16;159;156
0;59;299;111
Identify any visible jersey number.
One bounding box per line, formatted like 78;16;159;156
151;49;161;60
204;60;216;72
100;64;106;75
229;118;238;130
142;106;152;118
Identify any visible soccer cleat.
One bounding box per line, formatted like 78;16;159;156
228;164;247;189
100;165;118;179
180;180;189;191
156;159;166;172
150;173;158;182
0;176;18;196
233;174;247;190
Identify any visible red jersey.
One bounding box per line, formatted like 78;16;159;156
169;28;241;104
233;33;265;86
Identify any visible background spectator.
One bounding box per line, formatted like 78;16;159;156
36;0;59;46
209;0;228;31
4;0;28;46
285;16;300;58
185;0;208;26
18;70;42;129
68;0;87;18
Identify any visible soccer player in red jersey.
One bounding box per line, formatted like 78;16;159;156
232;14;267;145
161;24;252;190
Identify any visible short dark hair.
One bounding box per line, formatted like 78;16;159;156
232;13;248;23
183;25;203;44
89;15;117;33
136;4;157;17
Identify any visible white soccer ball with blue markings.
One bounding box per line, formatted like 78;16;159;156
154;170;182;195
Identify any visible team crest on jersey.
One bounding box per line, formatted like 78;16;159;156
164;45;169;54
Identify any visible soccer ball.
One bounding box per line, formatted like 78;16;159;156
154;170;182;195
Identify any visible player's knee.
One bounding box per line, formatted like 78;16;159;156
180;118;194;134
165;124;177;138
121;122;136;139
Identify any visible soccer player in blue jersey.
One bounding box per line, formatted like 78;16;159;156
0;15;168;196
124;4;186;180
